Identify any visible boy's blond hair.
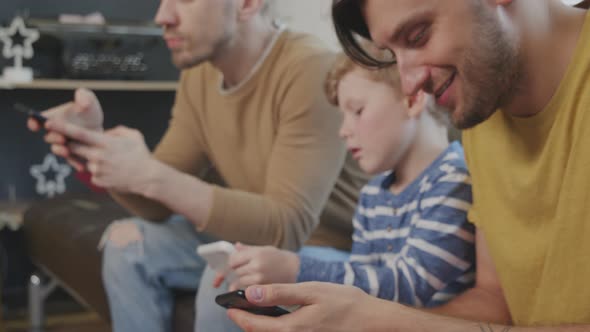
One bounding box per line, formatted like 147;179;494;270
325;51;450;127
325;52;402;107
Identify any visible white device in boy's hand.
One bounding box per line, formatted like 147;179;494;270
197;241;237;283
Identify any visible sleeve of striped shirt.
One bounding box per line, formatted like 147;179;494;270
297;170;475;307
296;191;372;284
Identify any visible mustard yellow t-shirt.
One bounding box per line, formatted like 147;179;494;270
463;12;590;326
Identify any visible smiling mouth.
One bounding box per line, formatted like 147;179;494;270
435;72;456;98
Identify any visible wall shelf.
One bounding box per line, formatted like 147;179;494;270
28;18;163;37
0;79;177;91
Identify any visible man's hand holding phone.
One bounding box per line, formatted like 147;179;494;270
26;88;104;171
227;283;382;332
15;103;48;126
215;290;291;317
26;88;161;195
46;120;158;194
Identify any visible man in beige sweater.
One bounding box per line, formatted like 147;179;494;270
28;0;366;331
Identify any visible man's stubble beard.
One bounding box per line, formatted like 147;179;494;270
452;2;524;130
171;31;233;70
172;0;236;70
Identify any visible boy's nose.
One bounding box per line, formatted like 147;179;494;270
338;116;353;139
338;124;348;139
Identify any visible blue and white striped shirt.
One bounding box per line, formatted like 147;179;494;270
297;142;475;307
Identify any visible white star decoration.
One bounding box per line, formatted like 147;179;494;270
0;16;39;82
30;154;72;198
0;16;39;61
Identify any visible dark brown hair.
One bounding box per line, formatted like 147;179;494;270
332;0;396;69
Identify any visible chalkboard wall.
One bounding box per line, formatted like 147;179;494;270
0;0;160;24
0;1;178;203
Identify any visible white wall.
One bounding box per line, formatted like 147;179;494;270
272;0;340;50
273;0;585;50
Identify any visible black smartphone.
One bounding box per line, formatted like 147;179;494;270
215;290;291;317
14;103;47;125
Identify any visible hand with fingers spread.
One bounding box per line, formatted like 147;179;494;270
227;282;382;332
46;120;160;194
26;88;104;170
214;243;300;291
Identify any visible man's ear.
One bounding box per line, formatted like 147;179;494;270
237;0;265;21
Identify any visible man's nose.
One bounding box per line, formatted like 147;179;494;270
155;0;177;27
397;55;431;97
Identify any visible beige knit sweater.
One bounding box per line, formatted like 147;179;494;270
112;30;367;251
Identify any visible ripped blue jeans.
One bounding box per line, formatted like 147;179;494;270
101;215;215;332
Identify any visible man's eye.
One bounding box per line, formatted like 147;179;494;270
355;108;363;116
408;25;428;46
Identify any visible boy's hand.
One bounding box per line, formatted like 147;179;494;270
226;243;300;291
213;272;226;288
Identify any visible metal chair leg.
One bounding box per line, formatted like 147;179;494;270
28;273;58;332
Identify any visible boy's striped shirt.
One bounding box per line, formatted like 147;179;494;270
297;142;475;307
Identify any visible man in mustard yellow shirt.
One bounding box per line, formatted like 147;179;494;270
228;1;590;331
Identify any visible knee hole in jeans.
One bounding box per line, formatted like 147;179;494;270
99;219;144;250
